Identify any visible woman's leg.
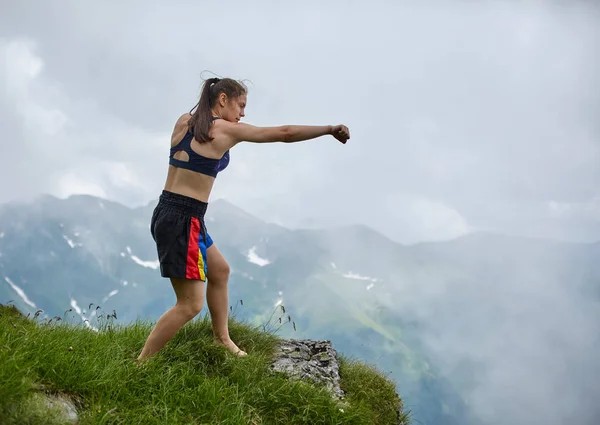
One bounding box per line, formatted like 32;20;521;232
205;244;247;356
137;278;205;360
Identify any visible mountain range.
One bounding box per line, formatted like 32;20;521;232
1;193;598;425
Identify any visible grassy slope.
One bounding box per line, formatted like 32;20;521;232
0;303;410;425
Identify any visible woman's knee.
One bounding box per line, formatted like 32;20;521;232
219;261;231;278
209;262;230;284
171;278;204;317
177;299;204;319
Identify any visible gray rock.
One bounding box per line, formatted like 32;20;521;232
44;393;79;424
7;390;79;424
271;339;408;424
270;339;345;400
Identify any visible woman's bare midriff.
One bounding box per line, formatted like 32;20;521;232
163;165;215;203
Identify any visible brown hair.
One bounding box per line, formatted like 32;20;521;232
187;77;247;143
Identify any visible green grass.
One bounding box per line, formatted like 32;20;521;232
0;302;410;424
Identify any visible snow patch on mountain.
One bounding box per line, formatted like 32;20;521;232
341;271;380;290
331;262;337;269
70;297;97;331
0;231;4;238
247;246;270;267
103;289;119;303
4;276;37;308
131;256;160;269
125;246;159;269
342;271;379;283
70;298;82;315
63;234;82;248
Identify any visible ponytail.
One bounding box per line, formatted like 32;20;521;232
187;76;247;143
188;77;220;143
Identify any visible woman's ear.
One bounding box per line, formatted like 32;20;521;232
218;93;227;108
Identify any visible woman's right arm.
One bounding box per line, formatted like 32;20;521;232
221;122;350;145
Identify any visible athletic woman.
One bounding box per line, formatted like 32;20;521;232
137;77;350;360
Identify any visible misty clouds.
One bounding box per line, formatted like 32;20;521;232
1;1;599;244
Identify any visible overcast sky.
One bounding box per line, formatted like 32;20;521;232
1;0;599;244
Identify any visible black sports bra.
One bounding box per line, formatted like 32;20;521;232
168;117;230;178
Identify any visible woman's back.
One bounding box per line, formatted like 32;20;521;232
164;113;230;202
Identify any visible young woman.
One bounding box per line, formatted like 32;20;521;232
137;77;350;360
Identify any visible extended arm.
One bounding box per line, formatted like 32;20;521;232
221;122;349;145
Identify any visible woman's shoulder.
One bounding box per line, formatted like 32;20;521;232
169;113;193;144
171;113;192;133
176;113;192;127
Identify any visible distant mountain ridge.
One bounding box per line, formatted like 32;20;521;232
1;193;599;425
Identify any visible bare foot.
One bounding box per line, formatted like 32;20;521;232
214;337;247;356
133;356;150;369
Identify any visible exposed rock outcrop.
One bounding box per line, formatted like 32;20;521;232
270;338;407;424
270;339;345;400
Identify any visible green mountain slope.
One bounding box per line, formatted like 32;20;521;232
0;303;408;425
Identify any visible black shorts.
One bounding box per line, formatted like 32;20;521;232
150;190;214;281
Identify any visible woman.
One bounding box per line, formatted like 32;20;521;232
137;77;350;360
